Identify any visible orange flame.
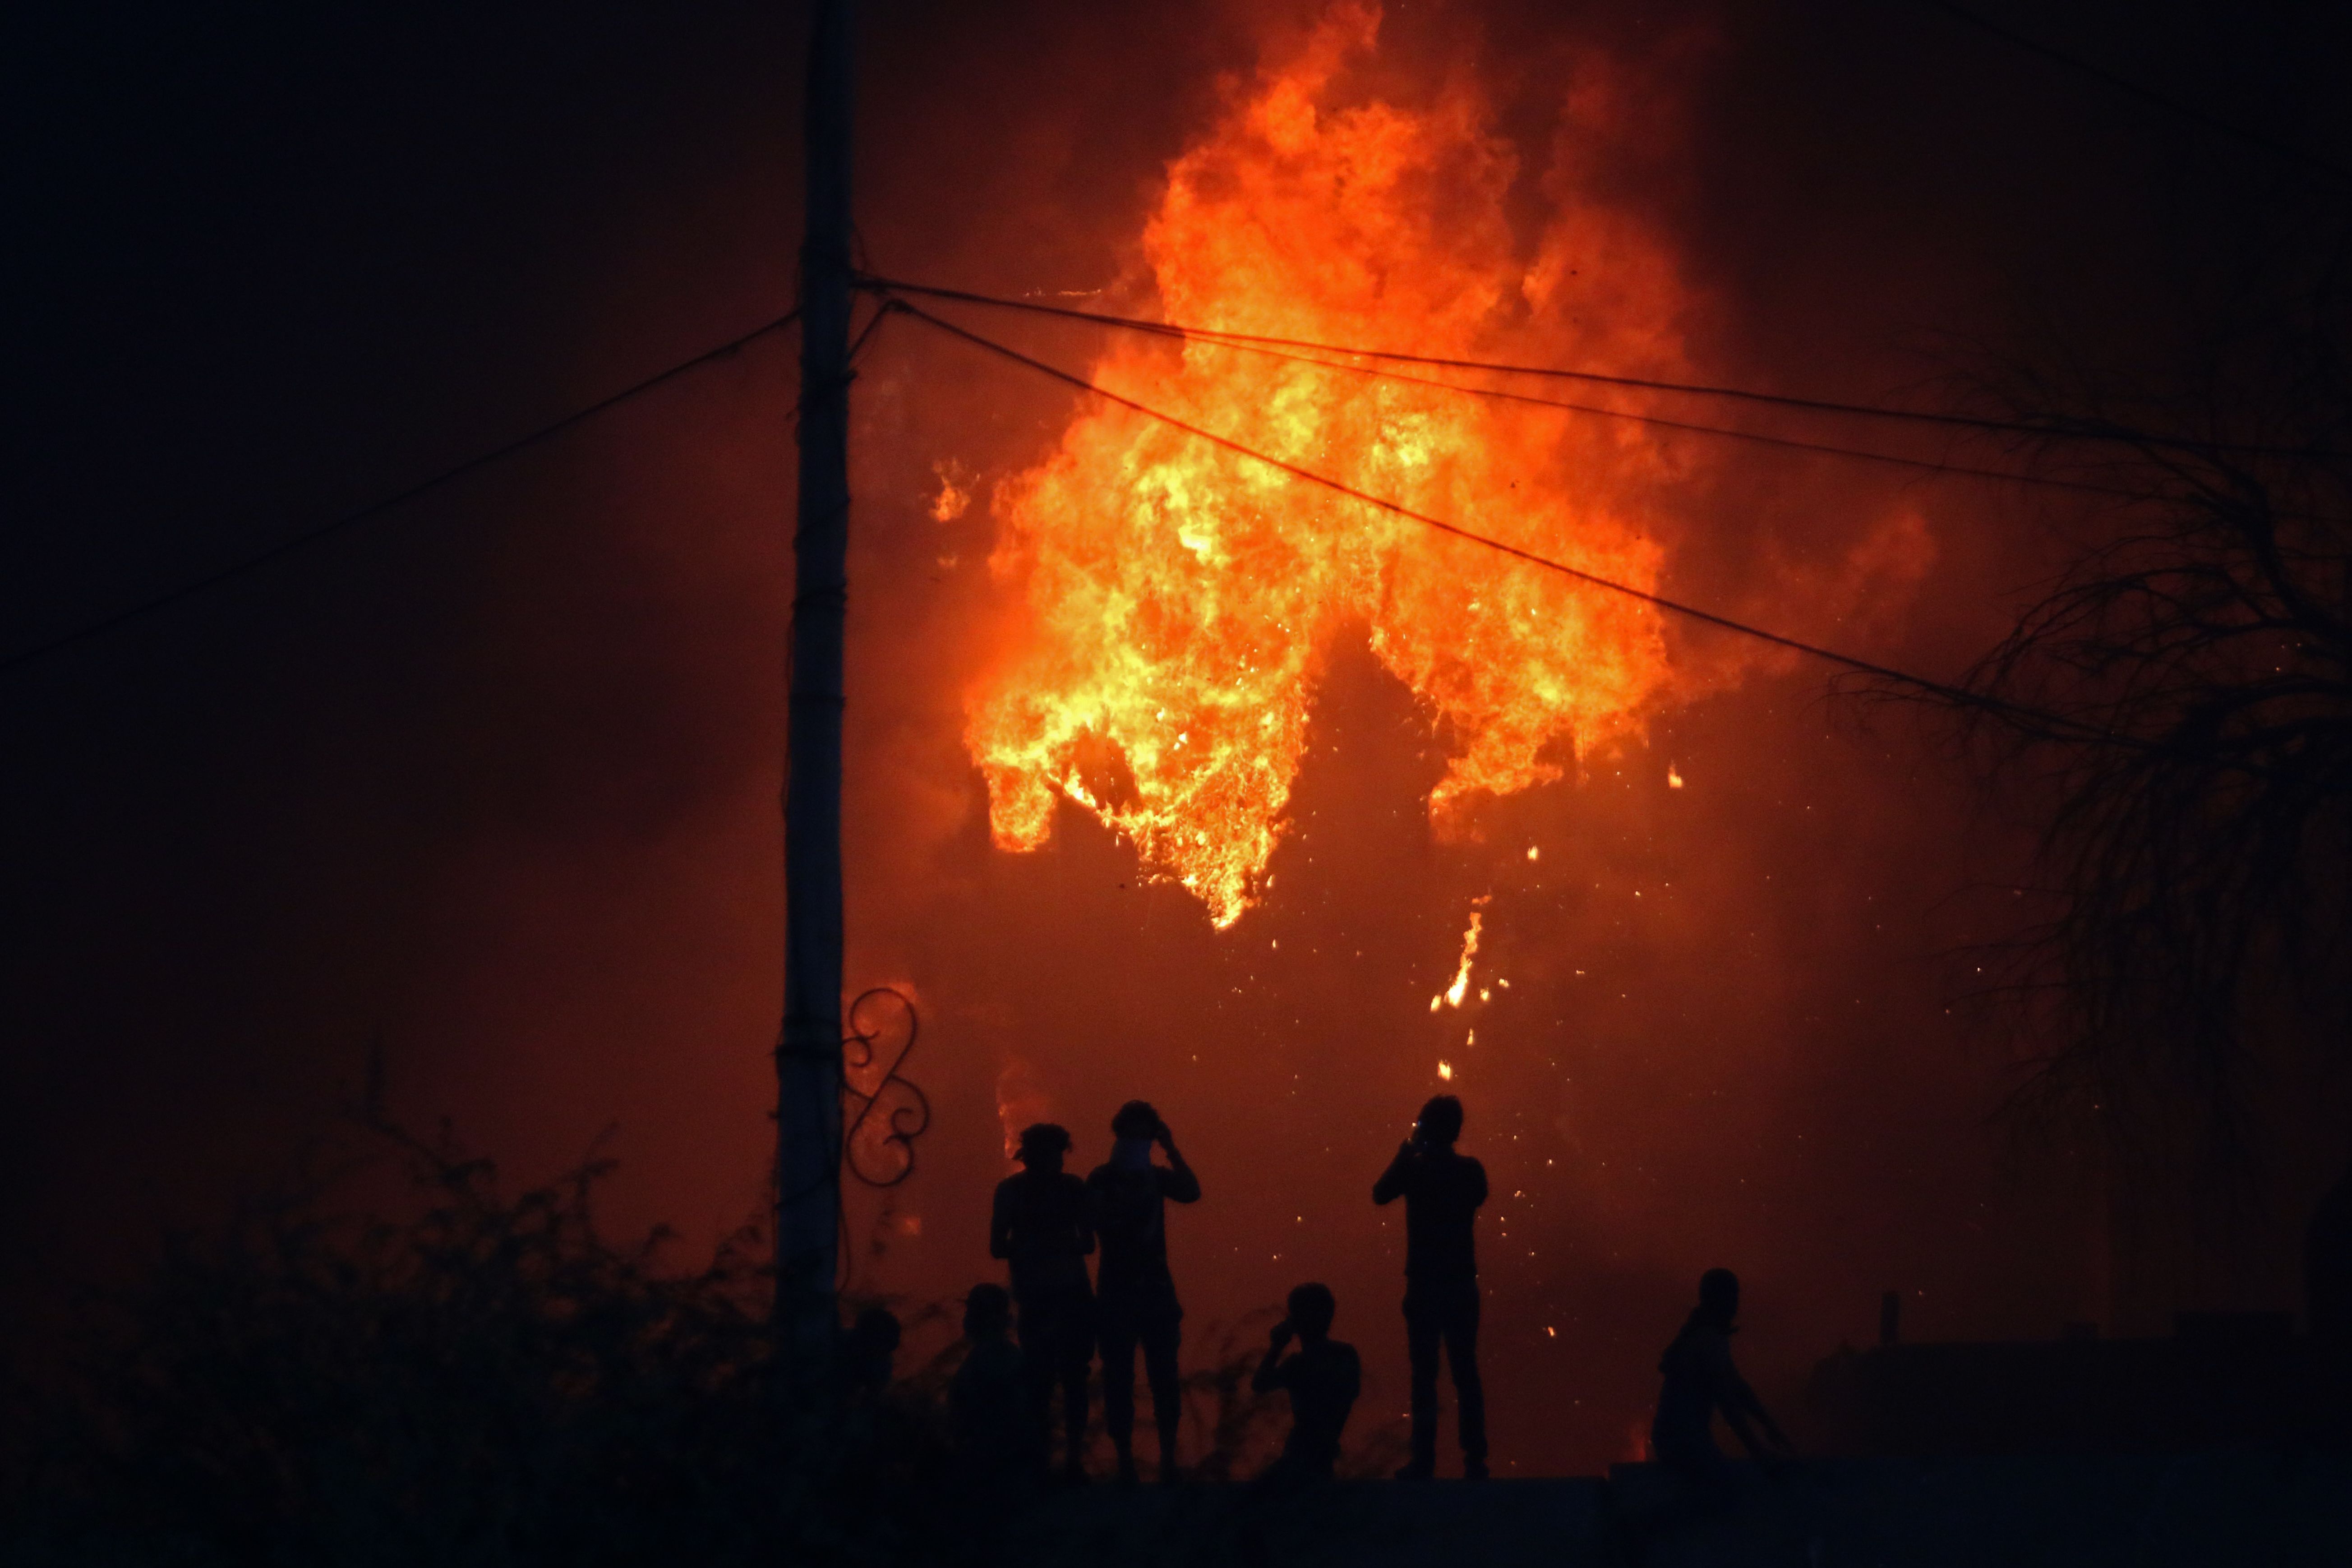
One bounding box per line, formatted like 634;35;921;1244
968;3;1700;926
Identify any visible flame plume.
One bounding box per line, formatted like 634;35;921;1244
968;3;1700;926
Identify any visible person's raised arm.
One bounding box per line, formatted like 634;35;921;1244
1251;1319;1296;1394
988;1181;1014;1261
1373;1141;1416;1205
1158;1123;1202;1204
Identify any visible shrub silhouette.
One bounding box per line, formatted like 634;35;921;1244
2;1117;947;1567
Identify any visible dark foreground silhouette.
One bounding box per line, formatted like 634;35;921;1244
1250;1282;1362;1489
1373;1093;1488;1480
992;1121;1096;1481
1089;1099;1201;1484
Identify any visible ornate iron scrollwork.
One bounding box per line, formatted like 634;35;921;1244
840;986;929;1187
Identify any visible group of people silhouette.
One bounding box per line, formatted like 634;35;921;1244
948;1091;1793;1495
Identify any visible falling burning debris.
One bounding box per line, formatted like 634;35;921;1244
1437;1060;1454;1081
1438;901;1489;1009
930;461;972;523
965;1;1697;926
1667;762;1684;789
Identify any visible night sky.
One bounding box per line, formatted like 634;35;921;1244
8;0;2349;1473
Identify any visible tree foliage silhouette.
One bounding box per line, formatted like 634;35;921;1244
1908;273;2352;1164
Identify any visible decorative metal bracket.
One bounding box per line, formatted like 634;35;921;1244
840;986;929;1187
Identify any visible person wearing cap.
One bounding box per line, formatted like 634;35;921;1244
1086;1100;1201;1483
990;1122;1096;1481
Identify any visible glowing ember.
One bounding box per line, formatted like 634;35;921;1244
1667;762;1685;789
1437;1060;1454;1081
967;1;1697;925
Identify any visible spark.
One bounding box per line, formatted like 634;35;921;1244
1667;762;1685;789
1437;1061;1454;1081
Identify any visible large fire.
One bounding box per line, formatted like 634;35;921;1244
966;3;1703;926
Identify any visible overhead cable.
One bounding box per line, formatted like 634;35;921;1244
2;309;802;679
890;290;2163;504
883;295;2121;744
858;275;2334;461
1921;0;2352;187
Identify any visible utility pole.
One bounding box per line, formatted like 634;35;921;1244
776;0;853;1362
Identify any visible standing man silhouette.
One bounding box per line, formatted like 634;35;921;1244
990;1123;1096;1482
1087;1100;1200;1484
1373;1093;1488;1479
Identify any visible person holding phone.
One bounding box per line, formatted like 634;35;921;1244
1372;1093;1489;1479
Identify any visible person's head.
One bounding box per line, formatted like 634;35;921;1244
1286;1282;1337;1341
964;1282;1013;1341
1015;1122;1071;1173
1697;1268;1741;1326
1416;1095;1464;1147
1110;1100;1162;1141
849;1304;902;1357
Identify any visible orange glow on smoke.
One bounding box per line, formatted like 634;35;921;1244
968;2;1701;925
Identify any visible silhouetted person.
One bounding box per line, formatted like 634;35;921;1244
1252;1282;1361;1488
841;1304;902;1403
1088;1099;1201;1484
991;1122;1096;1481
2309;1153;2352;1345
1373;1093;1488;1479
1651;1268;1793;1508
950;1284;1035;1480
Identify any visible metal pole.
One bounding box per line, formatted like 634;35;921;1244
777;0;852;1361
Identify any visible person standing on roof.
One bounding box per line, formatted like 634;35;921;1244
1373;1093;1488;1480
1086;1099;1201;1484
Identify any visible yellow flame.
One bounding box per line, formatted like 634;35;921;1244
966;2;1692;925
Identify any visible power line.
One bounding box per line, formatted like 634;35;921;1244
890;287;2159;505
883;295;2119;743
859;275;2334;460
1921;0;2352;187
2;309;801;680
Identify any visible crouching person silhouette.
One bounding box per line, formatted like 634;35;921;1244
949;1284;1034;1480
1251;1283;1361;1490
991;1123;1097;1482
1088;1100;1201;1484
1651;1268;1794;1513
946;1284;1037;1564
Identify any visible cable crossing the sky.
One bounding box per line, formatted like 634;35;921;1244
857;276;2338;462
0;308;803;680
880;292;2126;746
866;282;2174;505
1919;0;2352;188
